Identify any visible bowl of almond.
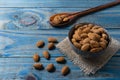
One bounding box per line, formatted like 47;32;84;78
68;23;111;58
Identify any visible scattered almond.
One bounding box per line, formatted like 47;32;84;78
33;63;43;70
33;53;40;62
48;37;58;43
36;40;44;48
46;63;55;72
48;43;55;50
56;57;66;63
61;66;70;75
43;51;50;60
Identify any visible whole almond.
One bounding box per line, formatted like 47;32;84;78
48;37;58;43
102;33;108;39
99;42;107;49
82;27;90;33
56;57;66;63
61;66;70;75
73;42;81;49
80;33;88;38
88;24;94;28
33;63;43;70
90;40;99;48
88;33;100;41
46;63;55;72
90;47;102;53
36;40;44;48
48;43;55;50
82;38;90;44
33;53;40;62
81;43;90;51
73;33;81;41
71;38;76;43
43;51;50;59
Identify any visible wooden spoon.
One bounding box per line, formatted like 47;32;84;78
49;0;120;27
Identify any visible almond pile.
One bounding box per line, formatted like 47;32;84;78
71;23;109;53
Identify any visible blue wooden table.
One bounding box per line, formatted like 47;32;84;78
0;0;120;80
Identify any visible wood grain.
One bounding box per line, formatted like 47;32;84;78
0;0;120;80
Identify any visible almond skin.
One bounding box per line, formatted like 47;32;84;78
46;63;55;72
56;57;66;63
81;43;90;51
61;66;70;75
33;63;43;70
36;40;44;48
90;47;102;53
43;51;50;60
48;43;55;50
48;37;58;43
33;53;40;62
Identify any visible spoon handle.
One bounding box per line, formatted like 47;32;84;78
67;0;120;19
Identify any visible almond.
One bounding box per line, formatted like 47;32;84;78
82;38;90;44
73;42;81;49
90;47;102;53
71;38;76;43
36;40;44;48
88;33;100;41
90;40;99;48
48;37;58;43
43;51;50;59
33;63;43;70
99;42;107;49
88;24;94;28
81;43;90;51
73;33;81;41
102;33;108;39
33;53;40;62
80;33;88;38
46;63;55;72
82;27;90;33
48;43;55;50
61;66;70;75
56;57;66;63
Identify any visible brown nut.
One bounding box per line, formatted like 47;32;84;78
48;37;58;43
33;53;40;62
99;42;107;49
73;42;81;49
72;33;81;41
56;57;66;63
61;66;70;75
36;40;44;48
48;43;55;50
90;40;99;48
33;63;44;70
46;63;55;72
43;51;50;60
90;47;102;53
88;33;100;41
82;27;91;33
82;38;90;44
81;43;90;51
53;15;62;24
102;33;108;39
80;33;88;38
71;38;76;43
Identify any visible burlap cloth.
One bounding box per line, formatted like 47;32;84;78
56;37;120;75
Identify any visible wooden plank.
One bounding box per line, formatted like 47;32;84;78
0;0;117;8
0;8;120;30
0;57;120;79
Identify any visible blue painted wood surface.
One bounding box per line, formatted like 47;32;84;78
0;0;120;80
